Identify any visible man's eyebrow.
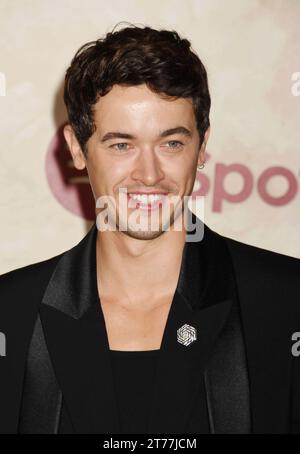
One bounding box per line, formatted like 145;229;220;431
99;126;192;143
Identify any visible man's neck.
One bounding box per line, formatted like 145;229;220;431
96;225;187;309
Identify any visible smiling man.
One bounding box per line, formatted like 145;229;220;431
73;83;203;241
0;23;300;435
63;80;209;353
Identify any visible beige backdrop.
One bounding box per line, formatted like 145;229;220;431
0;0;299;274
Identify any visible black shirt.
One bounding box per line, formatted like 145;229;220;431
109;349;160;434
109;348;210;434
58;345;210;434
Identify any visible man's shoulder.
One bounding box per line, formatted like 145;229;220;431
222;232;300;274
0;224;95;291
215;231;300;317
0;251;69;340
0;251;65;305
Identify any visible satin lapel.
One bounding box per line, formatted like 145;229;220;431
147;290;233;434
18;314;63;434
226;239;293;434
204;294;251;433
147;213;251;434
39;222;120;434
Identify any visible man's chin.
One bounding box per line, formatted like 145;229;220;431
121;209;178;235
121;227;167;241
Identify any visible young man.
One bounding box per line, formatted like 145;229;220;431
0;23;300;434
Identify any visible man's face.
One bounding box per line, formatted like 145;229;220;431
64;83;209;240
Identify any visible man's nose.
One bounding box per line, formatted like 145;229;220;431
131;149;165;186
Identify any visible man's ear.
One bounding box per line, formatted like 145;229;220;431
63;124;86;170
197;126;210;167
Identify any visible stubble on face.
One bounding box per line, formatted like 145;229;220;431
85;83;204;240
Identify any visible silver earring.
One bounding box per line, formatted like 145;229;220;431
197;161;205;170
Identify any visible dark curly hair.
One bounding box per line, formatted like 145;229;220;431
63;21;211;157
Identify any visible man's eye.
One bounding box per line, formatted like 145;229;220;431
110;143;129;151
165;140;184;149
109;141;183;152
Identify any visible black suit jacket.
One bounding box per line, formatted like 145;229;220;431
0;211;300;434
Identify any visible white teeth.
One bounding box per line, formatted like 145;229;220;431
129;194;164;204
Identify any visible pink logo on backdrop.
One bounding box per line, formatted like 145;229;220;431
45;123;95;220
45;124;299;220
193;154;298;211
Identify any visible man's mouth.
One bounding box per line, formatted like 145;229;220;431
127;193;169;211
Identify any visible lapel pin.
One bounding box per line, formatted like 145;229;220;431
177;323;197;346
